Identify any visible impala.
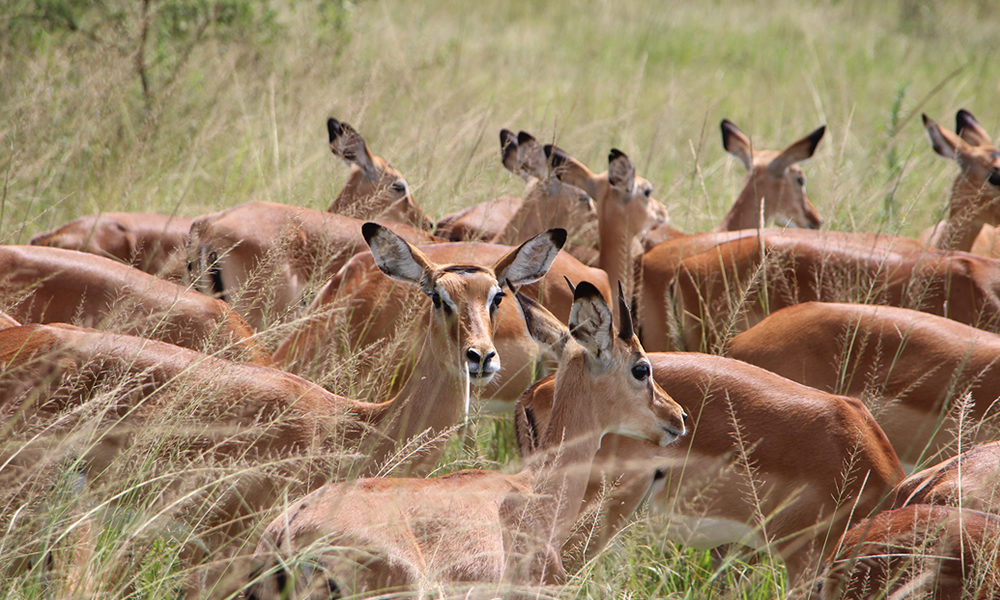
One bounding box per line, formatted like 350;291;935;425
1;225;561;595
640;119;826;251
186;202;438;329
645;234;1000;354
30;212;194;281
0;245;270;364
921;110;1000;254
819;505;1000;599
246;282;687;599
546;144;668;298
892;441;1000;514
515;352;903;594
271;238;608;405
727;302;1000;470
0;311;19;330
435;130;597;255
324;117;433;230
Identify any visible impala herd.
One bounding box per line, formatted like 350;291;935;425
3;109;1000;599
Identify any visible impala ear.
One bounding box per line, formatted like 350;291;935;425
513;281;569;359
768;125;825;177
721;119;753;171
545;144;596;196
500;129;521;177
568;281;614;359
956;109;993;147
494;228;567;287
516;131;547;180
363;222;434;293
608;149;636;192
923;114;964;161
329;118;378;178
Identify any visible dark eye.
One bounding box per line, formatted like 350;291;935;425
796;175;806;186
491;290;505;311
431;291;442;309
631;362;650;381
644;188;652;198
392;181;408;194
989;171;1000;187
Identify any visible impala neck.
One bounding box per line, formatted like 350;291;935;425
944;180;1000;251
358;315;469;475
597;201;638;300
718;177;766;231
525;355;606;548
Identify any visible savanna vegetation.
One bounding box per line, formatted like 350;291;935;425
1;0;999;597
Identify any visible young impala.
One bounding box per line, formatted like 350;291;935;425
271;238;608;405
435;129;597;252
819;505;1000;599
727;302;1000;470
186;202;438;329
921;110;1000;254
30;212;194;281
246;283;687;599
640;118;826;251
324;117;433;230
0;245;270;364
515;352;902;594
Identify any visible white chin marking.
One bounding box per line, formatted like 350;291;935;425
469;372;496;387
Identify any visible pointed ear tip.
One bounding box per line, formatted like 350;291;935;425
517;131;535;144
573;280;602;301
361;222;383;243
608;148;626;161
548;228;567;248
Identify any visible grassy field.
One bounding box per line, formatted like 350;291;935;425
2;0;1000;598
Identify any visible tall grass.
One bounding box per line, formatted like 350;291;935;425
2;0;1000;598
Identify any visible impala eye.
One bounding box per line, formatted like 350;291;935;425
796;175;806;186
631;362;650;381
491;290;505;311
391;181;408;194
989;170;1000;188
431;291;442;309
643;187;652;198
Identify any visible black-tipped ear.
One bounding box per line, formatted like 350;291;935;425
544;144;570;170
327;118;344;143
501;129;519;174
573;281;602;302
548;227;567;251
617;280;633;340
361;221;381;245
563;275;576;295
804;125;826;156
517;131;536;146
608;148;627;163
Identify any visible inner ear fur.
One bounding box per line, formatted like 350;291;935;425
568;281;614;358
768;125;825;177
721;119;753;171
923;114;964;161
608;149;636;192
328;117;378;177
363;222;434;293
493;228;567;287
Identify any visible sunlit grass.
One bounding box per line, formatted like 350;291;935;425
2;0;999;597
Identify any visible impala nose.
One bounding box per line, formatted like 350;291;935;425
466;348;499;383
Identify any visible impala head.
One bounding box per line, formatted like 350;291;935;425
363;223;566;386
327;118;433;230
500;129;596;223
720;118;825;230
923;110;1000;222
545;144;668;238
515;280;686;446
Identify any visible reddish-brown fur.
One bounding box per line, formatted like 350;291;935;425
820;505;1000;599
516;352;902;593
0;245;270;364
728;302;1000;468
30;212;193;281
